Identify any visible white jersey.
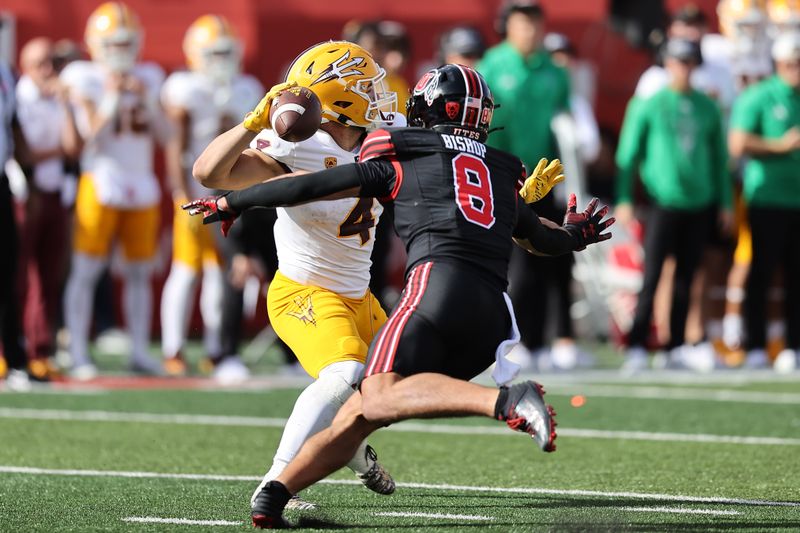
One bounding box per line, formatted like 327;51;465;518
61;60;165;208
635;61;737;113
162;70;264;197
15;75;69;193
702;33;774;91
251;129;383;298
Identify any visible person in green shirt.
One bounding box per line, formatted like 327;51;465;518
477;0;579;371
615;38;732;372
728;31;800;372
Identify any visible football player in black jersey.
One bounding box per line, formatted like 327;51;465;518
185;64;614;529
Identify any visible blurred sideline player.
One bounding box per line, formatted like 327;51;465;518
193;41;399;508
713;0;794;358
159;15;263;377
345;20;411;115
705;0;773;90
767;0;800;37
61;2;171;379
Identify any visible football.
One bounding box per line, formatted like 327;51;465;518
269;86;322;143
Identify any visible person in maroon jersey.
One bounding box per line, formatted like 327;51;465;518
185;64;614;529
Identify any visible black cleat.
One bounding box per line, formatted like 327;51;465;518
251;514;291;530
499;381;557;452
358;445;396;495
251;481;293;529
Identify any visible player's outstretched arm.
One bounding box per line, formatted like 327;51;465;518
183;163;367;236
191;124;286;190
513;193;614;255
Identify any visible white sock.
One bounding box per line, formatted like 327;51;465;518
160;262;197;358
64;254;106;368
200;265;224;357
122;260;154;364
251;360;363;506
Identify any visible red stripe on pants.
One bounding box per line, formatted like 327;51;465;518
366;261;433;376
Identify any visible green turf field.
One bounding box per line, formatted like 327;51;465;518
1;350;799;532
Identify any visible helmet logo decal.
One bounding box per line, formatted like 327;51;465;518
413;70;440;106
445;101;460;120
312;50;365;85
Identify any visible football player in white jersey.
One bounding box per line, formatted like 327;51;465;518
193;41;400;509
61;2;171;379
159;15;264;377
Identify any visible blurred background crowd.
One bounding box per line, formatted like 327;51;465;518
1;0;799;391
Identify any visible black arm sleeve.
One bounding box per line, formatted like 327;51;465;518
226;163;362;211
225;160;395;212
353;159;396;198
513;198;576;256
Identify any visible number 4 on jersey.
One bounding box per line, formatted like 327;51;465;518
338;198;376;245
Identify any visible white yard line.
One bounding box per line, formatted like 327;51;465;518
374;511;494;521
2;465;798;508
619;506;740;516
2;407;799;447
123;517;241;526
544;384;800;405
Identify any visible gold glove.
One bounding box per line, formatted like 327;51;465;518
519;158;565;203
242;81;299;133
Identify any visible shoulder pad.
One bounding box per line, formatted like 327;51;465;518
251;129;292;160
161;71;198;109
358;128;396;161
60;61;105;102
360;127;447;161
134;62;165;95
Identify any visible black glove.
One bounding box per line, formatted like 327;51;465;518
562;193;615;250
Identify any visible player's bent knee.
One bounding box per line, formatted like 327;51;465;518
360;393;399;425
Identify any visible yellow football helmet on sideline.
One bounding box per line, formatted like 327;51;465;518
717;0;771;58
718;0;768;37
767;0;800;36
183;14;242;83
285;41;397;128
85;1;142;72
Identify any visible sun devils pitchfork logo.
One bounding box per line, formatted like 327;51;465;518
311;50;366;85
287;296;316;326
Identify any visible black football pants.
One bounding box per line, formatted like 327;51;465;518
628;206;712;350
0;176;26;370
744;206;800;351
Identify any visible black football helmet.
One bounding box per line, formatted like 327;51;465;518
406;64;494;142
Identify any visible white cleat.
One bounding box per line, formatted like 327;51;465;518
550;343;578;371
212;356;250;385
773;349;798;374
284;495;317;511
621;347;649;375
722;314;743;350
5;369;32;392
70;363;99;381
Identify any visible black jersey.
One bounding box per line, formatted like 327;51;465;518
357;127;526;290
